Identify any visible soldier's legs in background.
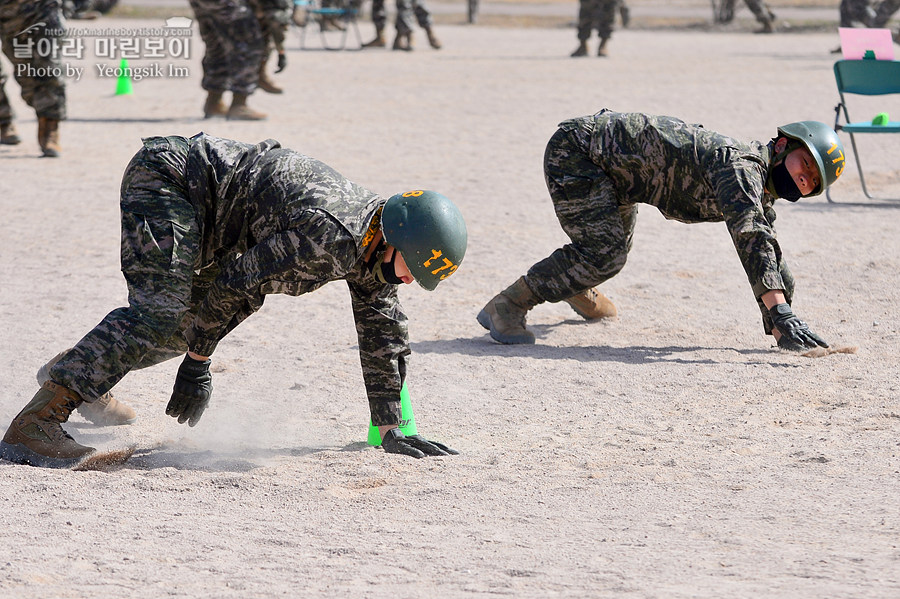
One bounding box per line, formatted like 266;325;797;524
412;0;440;48
872;0;900;28
571;0;595;56
0;0;67;155
0;61;20;145
190;1;232;112
743;0;774;32
362;0;388;46
393;0;414;49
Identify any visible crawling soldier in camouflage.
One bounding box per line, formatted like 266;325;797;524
0;134;467;468
478;109;845;350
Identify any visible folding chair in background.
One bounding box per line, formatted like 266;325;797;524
827;59;900;203
292;0;362;51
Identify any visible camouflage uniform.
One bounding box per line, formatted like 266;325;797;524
840;0;876;27
0;0;66;121
369;0;433;38
395;0;432;37
188;0;264;96
714;0;775;28
0;57;12;125
250;0;291;57
575;0;616;43
47;134;410;427
871;0;899;28
528;109;793;335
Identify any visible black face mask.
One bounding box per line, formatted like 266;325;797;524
373;248;405;285
770;160;803;202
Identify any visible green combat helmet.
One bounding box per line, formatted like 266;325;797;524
382;190;467;291
776;121;846;196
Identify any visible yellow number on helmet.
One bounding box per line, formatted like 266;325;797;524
402;190;424;197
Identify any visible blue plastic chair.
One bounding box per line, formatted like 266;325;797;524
827;59;900;203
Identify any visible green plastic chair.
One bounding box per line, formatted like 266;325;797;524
827;59;900;203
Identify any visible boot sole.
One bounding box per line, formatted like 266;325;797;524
0;440;93;469
476;309;535;345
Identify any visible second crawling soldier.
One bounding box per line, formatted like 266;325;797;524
478;109;845;351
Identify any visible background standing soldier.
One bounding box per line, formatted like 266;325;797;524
361;0;441;50
0;133;467;468
712;0;776;33
571;0;616;57
250;0;292;94
478;109;845;351
189;0;267;120
0;0;66;156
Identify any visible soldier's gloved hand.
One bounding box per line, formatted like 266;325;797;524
276;52;287;73
769;303;829;351
166;354;213;427
381;428;459;458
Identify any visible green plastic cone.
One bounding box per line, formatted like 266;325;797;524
115;58;133;96
367;383;418;446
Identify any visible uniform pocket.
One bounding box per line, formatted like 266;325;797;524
121;212;188;275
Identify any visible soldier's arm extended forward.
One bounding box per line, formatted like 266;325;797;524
346;277;409;429
708;150;828;350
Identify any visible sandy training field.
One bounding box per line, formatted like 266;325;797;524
1;11;899;598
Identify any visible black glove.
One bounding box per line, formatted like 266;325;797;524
166;354;213;427
380;428;459;458
276;52;287;73
769;303;829;351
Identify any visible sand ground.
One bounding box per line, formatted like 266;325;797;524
1;9;899;599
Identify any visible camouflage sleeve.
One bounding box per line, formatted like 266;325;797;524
707;148;787;299
185;210;358;356
347;278;409;427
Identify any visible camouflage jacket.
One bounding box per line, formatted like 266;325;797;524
179;134;407;425
559;110;786;299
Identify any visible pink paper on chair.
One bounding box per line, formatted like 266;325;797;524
838;27;896;60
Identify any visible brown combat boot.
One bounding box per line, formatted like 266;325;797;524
362;28;386;48
257;55;283;94
37;117;60;157
392;32;411;51
597;37;610;57
203;90;227;118
36;352;136;426
0;381;95;468
477;277;543;344
0;120;21;145
570;40;588;57
227;93;267;120
424;26;441;49
564;287;617;320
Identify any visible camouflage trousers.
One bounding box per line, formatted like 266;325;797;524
524;127;637;304
0;60;11;123
714;0;773;24
872;0;900;28
370;0;432;34
0;0;67;120
189;0;264;95
840;0;874;26
575;0;616;41
48;137;207;402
